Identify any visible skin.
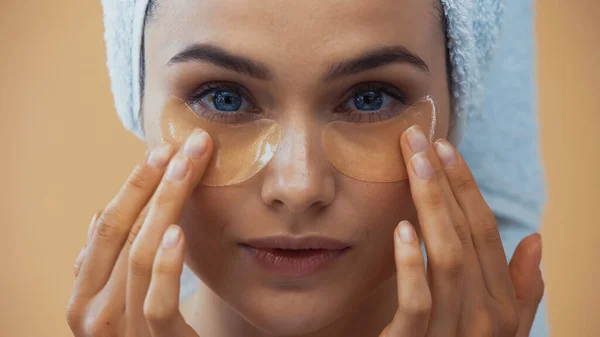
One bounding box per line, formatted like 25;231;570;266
67;1;544;337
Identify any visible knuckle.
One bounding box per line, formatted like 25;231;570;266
422;188;446;210
144;299;176;325
85;320;113;337
500;306;520;336
128;249;153;278
431;244;464;277
475;312;495;337
477;221;502;246
433;165;446;181
397;251;425;269
480;206;496;225
151;190;177;210
95;208;128;241
153;260;181;275
452;173;478;195
399;290;432;317
126;205;150;247
126;164;154;192
65;300;82;331
452;215;472;247
125;221;143;247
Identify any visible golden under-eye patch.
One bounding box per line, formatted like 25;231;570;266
158;96;436;186
322;97;437;182
160;96;281;186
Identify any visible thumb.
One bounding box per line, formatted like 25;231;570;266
509;233;545;336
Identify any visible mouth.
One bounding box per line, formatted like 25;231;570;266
239;235;351;277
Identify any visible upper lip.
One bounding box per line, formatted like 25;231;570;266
242;235;351;250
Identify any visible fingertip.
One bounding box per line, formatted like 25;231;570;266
161;225;182;250
513;233;543;270
433;139;457;169
394;221;424;269
396;221;417;245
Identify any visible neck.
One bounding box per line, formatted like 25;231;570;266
182;277;398;337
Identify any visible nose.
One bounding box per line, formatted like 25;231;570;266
261;122;335;214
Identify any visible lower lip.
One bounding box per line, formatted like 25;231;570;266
241;245;350;277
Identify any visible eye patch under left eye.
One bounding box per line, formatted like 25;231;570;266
159;96;281;186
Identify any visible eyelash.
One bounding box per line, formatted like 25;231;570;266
185;82;261;123
184;81;410;124
334;82;410;123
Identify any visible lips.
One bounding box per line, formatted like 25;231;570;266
240;235;351;277
243;235;351;250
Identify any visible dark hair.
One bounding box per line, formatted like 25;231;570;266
146;0;160;23
138;0;159;127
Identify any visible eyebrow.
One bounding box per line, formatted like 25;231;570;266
324;46;429;81
167;43;428;82
167;43;273;80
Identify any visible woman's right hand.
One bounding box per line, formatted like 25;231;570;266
66;129;212;337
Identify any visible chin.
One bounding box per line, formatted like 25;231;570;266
234;288;349;336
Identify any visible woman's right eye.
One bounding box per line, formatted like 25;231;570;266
200;88;252;112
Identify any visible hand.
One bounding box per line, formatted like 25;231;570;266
381;126;544;337
67;129;212;337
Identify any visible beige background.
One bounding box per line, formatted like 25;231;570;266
0;0;598;336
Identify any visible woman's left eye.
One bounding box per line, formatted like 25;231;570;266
344;90;394;111
201;89;252;112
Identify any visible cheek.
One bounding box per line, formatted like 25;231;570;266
340;177;419;239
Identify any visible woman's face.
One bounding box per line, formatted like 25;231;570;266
143;0;450;334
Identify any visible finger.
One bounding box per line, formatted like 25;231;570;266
433;140;485;282
127;129;212;329
101;204;152;304
384;221;431;337
87;212;100;247
145;226;198;337
435;139;514;301
73;212;99;278
509;234;544;337
73;248;86;278
400;126;464;332
75;144;173;297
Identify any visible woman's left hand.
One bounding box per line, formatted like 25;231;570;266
381;126;544;337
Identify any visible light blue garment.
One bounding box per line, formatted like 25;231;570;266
101;0;547;335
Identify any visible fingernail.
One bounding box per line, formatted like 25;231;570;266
434;140;457;168
166;155;189;181
147;144;172;168
184;129;209;158
397;221;416;244
162;225;181;248
411;153;434;179
407;126;429;153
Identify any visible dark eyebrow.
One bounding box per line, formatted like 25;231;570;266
167;43;273;80
324;46;429;81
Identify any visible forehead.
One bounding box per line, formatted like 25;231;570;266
146;0;442;68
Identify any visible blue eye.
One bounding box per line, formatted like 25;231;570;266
345;90;393;111
201;89;251;112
